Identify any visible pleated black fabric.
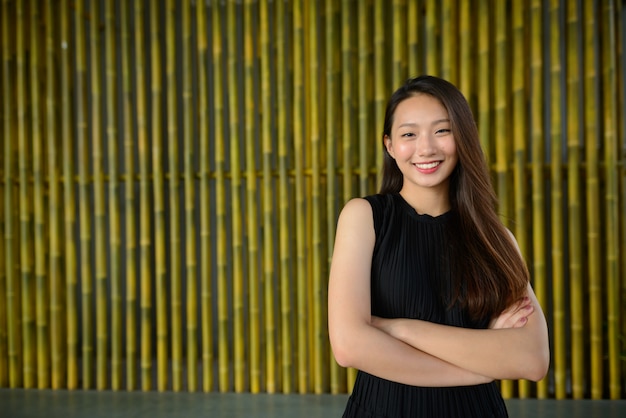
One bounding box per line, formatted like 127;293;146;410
342;193;508;418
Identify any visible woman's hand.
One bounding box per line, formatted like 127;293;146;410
489;296;534;329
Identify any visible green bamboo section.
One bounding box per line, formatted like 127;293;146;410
30;0;48;390
195;0;213;393
566;0;584;400
530;0;549;400
104;0;121;392
0;0;624;400
600;0;621;401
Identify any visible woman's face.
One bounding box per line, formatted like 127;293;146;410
385;93;458;195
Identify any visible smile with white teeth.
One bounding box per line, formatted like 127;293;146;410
414;161;441;169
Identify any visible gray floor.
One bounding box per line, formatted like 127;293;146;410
1;389;626;417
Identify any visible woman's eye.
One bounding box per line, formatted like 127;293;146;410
401;132;415;138
435;129;451;135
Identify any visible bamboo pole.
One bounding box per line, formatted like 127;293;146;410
549;0;566;400
2;0;21;389
243;0;260;394
477;0;492;158
259;0;276;394
374;0;386;189
293;0;308;394
565;0;584;400
327;0;344;395
226;0;246;393
340;0;357;389
493;0;512;397
30;0;49;390
195;0;213;393
211;0;229;393
104;0;122;391
600;0;621;400
582;0;601;399
75;0;94;390
62;0;78;390
165;0;183;392
150;0;166;392
44;0;64;390
121;0;138;392
407;0;419;76
357;0;372;196
441;0;457;84
529;0;548;400
134;1;151;391
511;0;529;398
181;0;198;393
425;0;439;76
0;6;6;384
458;0;472;98
392;0;406;86
17;0;35;390
88;0;108;390
275;0;294;394
308;0;327;394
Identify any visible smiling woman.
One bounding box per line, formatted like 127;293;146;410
328;75;550;418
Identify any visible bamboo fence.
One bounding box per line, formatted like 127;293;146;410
0;0;624;400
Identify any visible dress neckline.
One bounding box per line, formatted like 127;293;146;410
393;193;453;223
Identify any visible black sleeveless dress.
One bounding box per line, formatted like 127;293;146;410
342;193;508;418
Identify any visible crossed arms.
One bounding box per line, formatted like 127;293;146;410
328;198;550;387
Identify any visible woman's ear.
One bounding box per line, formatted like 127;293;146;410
384;135;394;158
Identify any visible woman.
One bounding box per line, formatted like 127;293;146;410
328;75;549;417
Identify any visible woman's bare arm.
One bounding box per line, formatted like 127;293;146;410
328;198;493;387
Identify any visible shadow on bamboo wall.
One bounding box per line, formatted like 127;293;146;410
0;0;625;400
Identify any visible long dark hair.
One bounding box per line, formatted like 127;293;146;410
380;75;529;320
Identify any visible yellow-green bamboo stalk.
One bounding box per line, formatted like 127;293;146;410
164;0;182;392
374;0;387;187
392;0;406;87
88;0;108;390
147;0;169;392
212;0;229;393
529;0;548;399
195;0;213;393
327;0;345;395
259;0;276;394
181;0;198;393
121;0;138;392
0;43;6;385
477;0;492;159
600;0;621;400
226;0;246;393
243;0;260;394
549;0;566;400
425;0;439;76
75;0;94;390
565;0;584;400
341;0;357;390
45;0;64;390
104;0;122;391
275;0;293;394
1;0;18;389
17;0;35;390
458;0;472;98
582;0;601;398
441;0;457;83
512;0;530;399
134;1;151;391
308;0;327;394
30;0;49;390
358;0;372;196
493;0;512;398
293;0;309;394
62;0;78;390
407;0;419;76
618;0;626;401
